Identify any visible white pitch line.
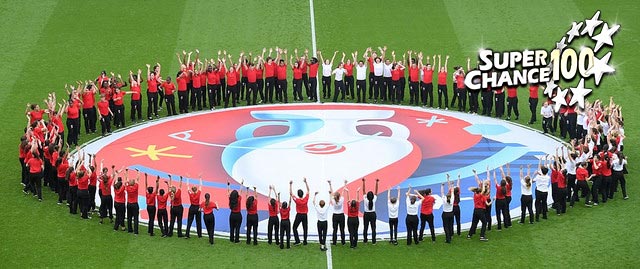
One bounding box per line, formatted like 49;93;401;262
309;0;321;103
326;241;333;269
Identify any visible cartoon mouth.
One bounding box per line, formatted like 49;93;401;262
302;142;346;154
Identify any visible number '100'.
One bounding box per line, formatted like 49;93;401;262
550;48;594;81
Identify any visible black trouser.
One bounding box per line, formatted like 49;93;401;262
421;82;434;107
99;114;111;135
552;183;559;209
451;83;458;107
317;220;328;246
567;173;576;201
601;175;611;203
29;172;42;200
468;90;479;113
484;204;492;230
552;112;559;132
88;185;97;211
127;202;139;234
302;73;310;98
114;202;125;230
43;162;52;189
240;77;248;101
292;213;308;244
292;79;302;101
147;91;158;118
248;82;259;105
481;90;493;116
114;104;125;127
332;213;345;245
457;89;467;111
566;113;577;140
535;190;548;220
321;76;331;98
82;107;97;133
613;171;627;198
591;175;602;203
169;205;184;237
146;205;156;235
507;96;519;118
276;79;288;103
505;196;512;227
495;198;507;229
199;85;207;109
571;180;591;206
399;77;406;101
268;216;280;244
265;77;276;103
495;93;505;118
195;87;204;110
419;213;435;242
280;219;291;248
178;91;188;113
188;82;195;109
356;80;366;103
453;205;461;235
130;99;142;122
405;215;418;245
57;178;68;203
373;75;383;101
332;80;345;102
437;84;448;108
442;211;454;243
246;213;258;244
388;217;398;242
363;211;376;243
165;94;176;116
468;208;487;238
68;185;78;214
219;79;226;105
556;188;567;214
368;72;374;99
203;213;215;244
207;84;218;109
224;84;239;108
382;77;391;101
529;98;538;123
66;118;80;146
409;82;419;105
229;212;242;242
520;194;534;223
345;76;354;98
78;189;90;217
158;87;165;107
157;208;168;236
100;194;113;220
19;158;27;187
186;204;202;238
347;216;359;247
542;117;553;133
308;77;317;101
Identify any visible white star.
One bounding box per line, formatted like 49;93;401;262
586;51;615;85
592;23;620;52
569;78;592;109
566;21;583;43
552;88;568;113
556;37;567;51
581;10;603;36
543;80;558;98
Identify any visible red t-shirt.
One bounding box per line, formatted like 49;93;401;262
496;185;506;200
162;82;175;95
201;201;217;214
57;162;69;178
299;60;308;74
347;203;359;217
268;202;279;217
276;64;287;80
146;192;156;207
231;195;242;213
189;190;201;205
227;70;238;86
89;170;97;186
344;63;354;77
247;68;257;83
529;85;539;98
77;175;90;190
157;193;169;210
308;63;319;78
265;62;276;77
280;206;290;220
576;167;589;181
171;189;182;207
113;91;125;106
192;73;202;88
557;172;567;189
51;115;64;133
422;68;434;83
97;100;109;116
82;91;95;108
247;198;258;215
27;157;43;173
147;77;158;93
100;87;112;101
507;87;518;98
67;101;80;119
114;186;126;203
100;177;113;196
293;67;303;80
420;195;435;215
68;173;77;187
409;67;419;82
437;72;447;85
391;69;402;81
177;74;188;92
126;183;139;204
293;194;309;214
241;65;248;78
200;72;207;86
207;71;220;85
473;193;486;209
506;183;512;197
456;75;465;89
130;84;141;101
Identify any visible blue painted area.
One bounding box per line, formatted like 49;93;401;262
464;124;510;136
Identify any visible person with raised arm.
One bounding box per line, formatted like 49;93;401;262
280;187;293;249
185;175;203;239
332;55;348;102
227;179;244;243
418;53;435;107
128;70;143;123
98;164;118;224
552;152;568;215
267;185;280;245
405;185;422;245
361;178;379;244
146;63;160;120
452;173;462;236
346;185;360;248
200;192;219;245
353;51;367;103
275;48;289;103
245;186;259;245
466;180;491;242
418;184;436;243
290;54;304;102
442;175;455;243
144;174;159;236
436;54;450;109
387;185;401;245
157;176;170;237
519;165;535;224
313;191;329;251
493;168;508;230
329;180;347;245
168;175;184;237
290;177;310;246
112;168;126;231
125;169;140;234
533;156;551;221
318;50;338;99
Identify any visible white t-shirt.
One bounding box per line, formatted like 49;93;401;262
442;195;453;213
611;156;626;171
332;68;346;81
565;158;577;175
387;200;399;219
373;62;384;76
541;106;554;118
356;65;367;80
405;197;422;215
362;195;377;212
331;196;344;214
534;173;550;192
521;178;533;196
322;63;332;77
315;205;329;222
383;63;392;77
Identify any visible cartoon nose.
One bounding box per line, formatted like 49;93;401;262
302;142;345;155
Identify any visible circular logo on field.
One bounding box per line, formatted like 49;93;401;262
82;104;562;238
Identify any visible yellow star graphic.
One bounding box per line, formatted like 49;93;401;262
125;145;192;161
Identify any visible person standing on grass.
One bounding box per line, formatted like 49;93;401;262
519;165;535;224
418;53;435;107
76;161;92;220
533;156;551;221
466;183;491;242
146;64;160;120
313;192;329;251
111;87;126;128
81;83;97;134
99;164;116;224
405;185;422;245
267;185;280;245
346;186;360;249
493;169;508;230
329;180;347;246
353;51;367;103
168;175;184;237
161;77;177;116
361;178;379;244
494;86;505;119
157;183;169;237
332;60;348;103
418;186;436;243
185;176;203;239
571;161;595;207
222;54;242;108
246;186;259;245
113;177;126;231
97;94;113;136
318;50;337;99
176;70;189;113
56;155;70;205
290;55;304;102
473;168;492;231
611;152;628;200
541;101;554;133
437;55;450;109
343;54;355;100
452;174;462;236
201;193;218;245
275;49;289;103
506;86;519;120
407;51;420;106
501;165;513;228
552;154;567;215
387;186;400;245
125;169;140;235
88;156;98;213
308;54;319;102
145;174;159;236
280;193;292;249
65;92;82;147
454;60;470;112
528;84;539;124
441;175;455;244
290;178;310;246
25;151;44;202
67;160;79;215
128;70;143;123
227;180;243;243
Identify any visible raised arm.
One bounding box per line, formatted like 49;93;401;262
374;178;379;195
304;177;310;195
330;51;338;65
444;55;450;70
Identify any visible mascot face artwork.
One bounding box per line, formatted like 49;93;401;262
80;104;562;238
